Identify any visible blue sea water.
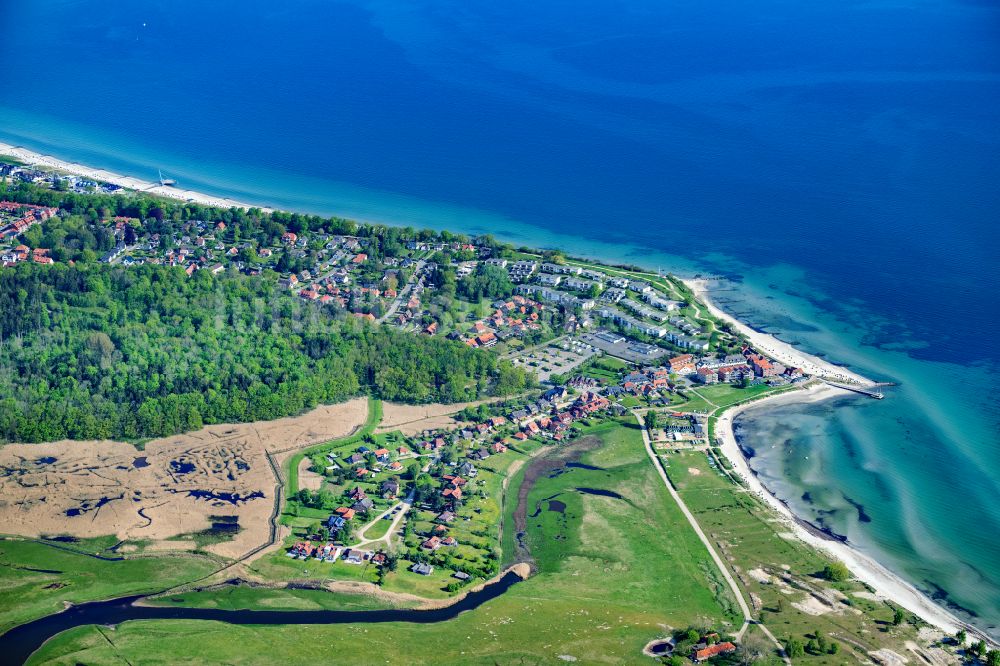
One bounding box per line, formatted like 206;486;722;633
1;0;998;636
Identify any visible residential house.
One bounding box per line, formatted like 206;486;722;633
693;643;737;662
643;293;682;311
608;276;630;288
381;480;400;498
334;507;356;520
343;549;365;564
542;386;568;401
628;280;653;293
749;354;781;377
537;274;562;287
695;367;720;384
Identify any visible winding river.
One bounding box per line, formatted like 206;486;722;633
5;571;523;664
7;436;606;663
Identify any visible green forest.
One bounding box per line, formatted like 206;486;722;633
0;263;532;443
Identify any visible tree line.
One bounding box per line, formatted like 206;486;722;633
0;262;533;443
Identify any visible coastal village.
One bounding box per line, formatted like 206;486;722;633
1;160;987;666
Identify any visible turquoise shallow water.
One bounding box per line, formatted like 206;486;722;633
717;266;1000;637
1;0;998;637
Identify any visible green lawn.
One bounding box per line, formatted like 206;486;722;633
694;383;796;409
575;355;629;383
0;537;220;634
29;421;741;665
671;384;797;419
671;391;715;414
359;515;393;540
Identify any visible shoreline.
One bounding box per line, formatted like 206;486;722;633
684;278;875;387
688;277;989;641
715;383;982;641
0;142;273;213
3;139;988;644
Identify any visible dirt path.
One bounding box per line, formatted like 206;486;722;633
634;411;790;663
498;458;526;548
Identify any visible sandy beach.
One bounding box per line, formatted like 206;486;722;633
0;142;272;213
2;140;984;642
680;278;967;633
715;383;979;640
684;278;875;386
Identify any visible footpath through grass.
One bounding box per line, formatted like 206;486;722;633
663;449;925;664
29;420;740;665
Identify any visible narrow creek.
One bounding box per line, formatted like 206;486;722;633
4;571;524;664
7;437;609;663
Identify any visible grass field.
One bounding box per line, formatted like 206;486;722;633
0;537;221;634
28;421;741;664
575;355;630;383
663;450;925;664
146;586;417;611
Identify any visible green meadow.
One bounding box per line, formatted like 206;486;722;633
0;537;220;634
664;449;925;664
148;586;415;612
28;420;740;664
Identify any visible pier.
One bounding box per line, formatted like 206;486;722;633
823;380;887;399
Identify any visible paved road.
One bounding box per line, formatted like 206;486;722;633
353;492;414;549
633;412;790;662
379;260;426;324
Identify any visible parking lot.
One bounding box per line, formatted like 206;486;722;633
511;337;600;381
